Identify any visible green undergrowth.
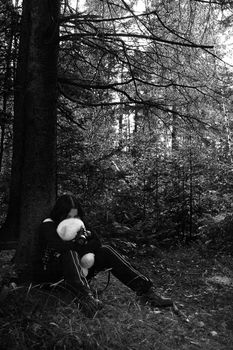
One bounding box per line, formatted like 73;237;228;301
0;245;233;350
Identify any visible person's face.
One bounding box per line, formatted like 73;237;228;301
67;208;78;218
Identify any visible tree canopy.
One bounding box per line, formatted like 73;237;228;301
0;0;233;260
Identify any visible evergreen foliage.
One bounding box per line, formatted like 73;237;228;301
0;0;233;249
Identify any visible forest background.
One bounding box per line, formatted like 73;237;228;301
0;0;233;256
1;1;233;348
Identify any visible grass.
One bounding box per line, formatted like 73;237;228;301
0;244;233;349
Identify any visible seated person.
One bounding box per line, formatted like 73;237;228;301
35;194;173;317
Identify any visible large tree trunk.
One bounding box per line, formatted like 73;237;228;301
0;0;60;274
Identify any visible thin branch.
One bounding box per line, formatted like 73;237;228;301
58;103;86;130
59;32;214;49
60;10;161;24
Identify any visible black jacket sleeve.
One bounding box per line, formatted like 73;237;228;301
39;221;101;255
77;232;102;257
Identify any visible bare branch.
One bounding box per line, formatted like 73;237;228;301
60;32;214;49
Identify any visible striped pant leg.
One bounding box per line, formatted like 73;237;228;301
61;250;90;296
93;245;152;293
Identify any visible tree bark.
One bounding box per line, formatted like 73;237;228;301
0;34;13;172
0;3;15;172
0;0;60;275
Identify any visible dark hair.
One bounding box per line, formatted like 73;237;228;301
50;194;84;226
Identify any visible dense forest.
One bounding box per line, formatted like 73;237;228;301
0;0;233;253
0;1;233;349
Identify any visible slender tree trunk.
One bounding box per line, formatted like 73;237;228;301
189;135;193;239
171;110;178;152
0;6;14;172
0;123;6;173
1;0;60;275
134;108;138;133
118;113;123;147
222;98;233;163
0;1;28;241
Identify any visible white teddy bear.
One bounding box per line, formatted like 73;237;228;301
57;218;95;277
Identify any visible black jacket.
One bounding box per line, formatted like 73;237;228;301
39;219;101;257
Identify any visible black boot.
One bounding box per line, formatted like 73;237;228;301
137;286;173;308
75;286;103;318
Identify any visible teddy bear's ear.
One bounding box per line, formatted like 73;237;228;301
57;224;68;240
58;224;68;239
57;218;85;241
60;225;66;235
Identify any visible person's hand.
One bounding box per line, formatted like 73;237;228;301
84;229;92;238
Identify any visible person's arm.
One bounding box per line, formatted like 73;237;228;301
39;221;77;252
78;231;102;256
39;221;101;255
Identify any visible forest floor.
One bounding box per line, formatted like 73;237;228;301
0;242;233;350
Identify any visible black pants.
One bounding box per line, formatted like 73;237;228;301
90;245;152;293
42;245;152;296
